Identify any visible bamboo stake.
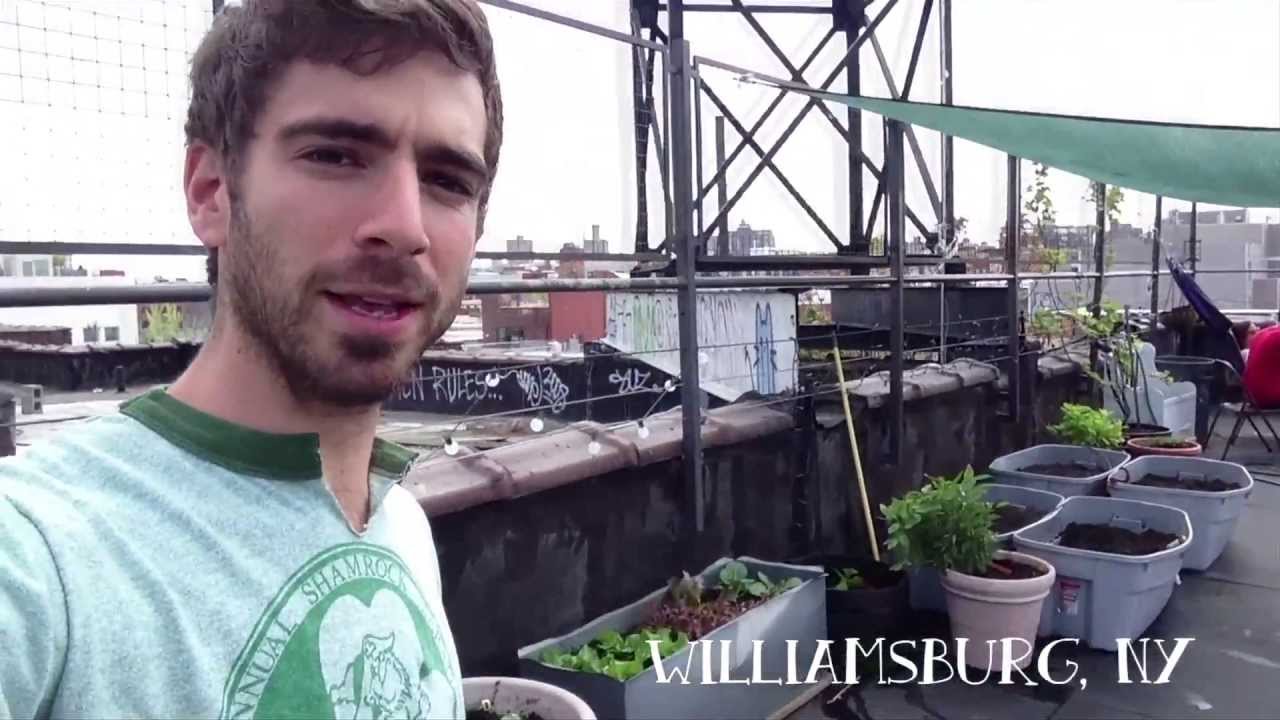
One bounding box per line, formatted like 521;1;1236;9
832;336;880;562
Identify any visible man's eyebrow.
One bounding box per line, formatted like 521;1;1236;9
278;116;487;180
278;117;395;149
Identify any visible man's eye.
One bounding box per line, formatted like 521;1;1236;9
425;173;474;197
303;147;356;166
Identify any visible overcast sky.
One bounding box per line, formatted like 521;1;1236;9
2;0;1278;279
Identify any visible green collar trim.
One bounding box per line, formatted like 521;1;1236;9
119;388;417;480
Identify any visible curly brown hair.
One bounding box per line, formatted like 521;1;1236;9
186;0;504;285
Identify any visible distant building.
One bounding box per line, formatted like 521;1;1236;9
507;235;534;254
711;220;776;256
583;224;609;255
0;254;140;344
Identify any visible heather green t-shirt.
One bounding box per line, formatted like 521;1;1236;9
0;389;464;719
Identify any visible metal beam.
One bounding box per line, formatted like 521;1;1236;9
1005;155;1022;433
939;0;955;252
694;29;835;205
1189;201;1198;274
660;3;832;11
692;53;934;240
696;0;901;243
1150;195;1163;324
0;242;206;256
481;0;667;50
698;80;842;250
887;120;906;470
667;20;706;538
714;116;730;255
696;252;942;271
1090;182;1107;371
841;0;866;255
866;24;941;220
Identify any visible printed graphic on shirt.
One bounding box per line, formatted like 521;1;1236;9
220;543;460;719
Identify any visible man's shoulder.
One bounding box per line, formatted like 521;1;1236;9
0;414;164;503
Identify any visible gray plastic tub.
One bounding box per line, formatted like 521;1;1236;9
989;444;1130;497
516;556;826;720
909;483;1065;612
1012;496;1192;651
1107;456;1253;571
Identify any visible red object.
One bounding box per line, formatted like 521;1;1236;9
1243;324;1280;408
549;292;606;342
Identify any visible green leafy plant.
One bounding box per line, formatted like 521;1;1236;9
540;626;689;681
880;466;1001;576
832;568;864;591
1048;403;1124;449
716;560;801;603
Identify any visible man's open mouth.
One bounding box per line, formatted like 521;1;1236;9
324;292;418;321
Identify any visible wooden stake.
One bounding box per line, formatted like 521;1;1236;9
833;336;880;562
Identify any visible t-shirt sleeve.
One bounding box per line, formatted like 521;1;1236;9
0;499;68;719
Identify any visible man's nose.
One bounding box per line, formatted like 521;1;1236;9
355;164;429;256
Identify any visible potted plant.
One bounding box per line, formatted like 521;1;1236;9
989;404;1131;497
882;466;1056;672
517;557;826;719
790;554;909;655
1124;434;1202;458
463;676;597;720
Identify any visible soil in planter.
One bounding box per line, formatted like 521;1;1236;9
1019;462;1102;478
1136;472;1240;492
976;556;1046;580
825;560;902;590
649;592;767;641
1056;522;1182;555
467;710;545;720
992;504;1049;534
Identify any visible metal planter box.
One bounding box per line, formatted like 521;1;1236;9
909;483;1065;612
516;556;827;720
1107;455;1253;571
989;444;1130;497
1012;496;1192;651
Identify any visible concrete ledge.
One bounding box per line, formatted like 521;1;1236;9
842;358;1001;408
405;402;794;517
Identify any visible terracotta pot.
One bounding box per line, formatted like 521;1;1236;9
941;550;1056;672
463;676;597;719
1125;437;1202;457
1124;423;1171;441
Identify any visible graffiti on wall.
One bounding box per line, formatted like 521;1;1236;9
603;291;796;401
395;362;572;413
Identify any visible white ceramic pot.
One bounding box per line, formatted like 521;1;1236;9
941;550;1056;672
462;676;597;719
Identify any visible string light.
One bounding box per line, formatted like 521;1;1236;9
443;436;460;456
530;417;545;433
587;440;601;456
636;420;650;439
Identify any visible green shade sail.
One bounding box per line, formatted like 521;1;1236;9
787;86;1280;208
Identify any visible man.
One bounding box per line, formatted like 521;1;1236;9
0;1;502;717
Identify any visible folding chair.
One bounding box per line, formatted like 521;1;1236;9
1166;258;1280;459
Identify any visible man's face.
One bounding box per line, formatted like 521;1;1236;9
218;50;487;407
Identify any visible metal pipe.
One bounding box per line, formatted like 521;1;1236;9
940;0;954;252
1150;195;1163;325
1090;182;1107;370
715;116;730;255
667;27;706;535
887;120;906;470
1006;154;1022;432
845;0;865;255
694;62;705;241
659;3;832;11
866;31;941;219
1190;201;1198;274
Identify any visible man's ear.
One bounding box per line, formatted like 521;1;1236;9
184;142;231;252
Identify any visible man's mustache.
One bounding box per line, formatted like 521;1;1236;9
310;255;437;303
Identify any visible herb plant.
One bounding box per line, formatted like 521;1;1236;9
1048;403;1124;449
880;466;1000;576
831;568;864;591
540;627;689;681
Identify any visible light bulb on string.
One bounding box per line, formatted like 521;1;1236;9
530;417;545;433
664;379;675;392
443;435;460;456
485;372;500;388
587;440;601;456
637;421;650;439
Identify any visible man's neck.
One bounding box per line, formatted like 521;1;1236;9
167;322;380;531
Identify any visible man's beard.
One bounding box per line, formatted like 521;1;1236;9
222;203;452;408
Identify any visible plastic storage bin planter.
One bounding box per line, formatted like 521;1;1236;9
910;483;1065;613
463;676;597;719
1012;496;1192;651
1107;456;1253;571
989;444;1130;497
516;557;827;720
